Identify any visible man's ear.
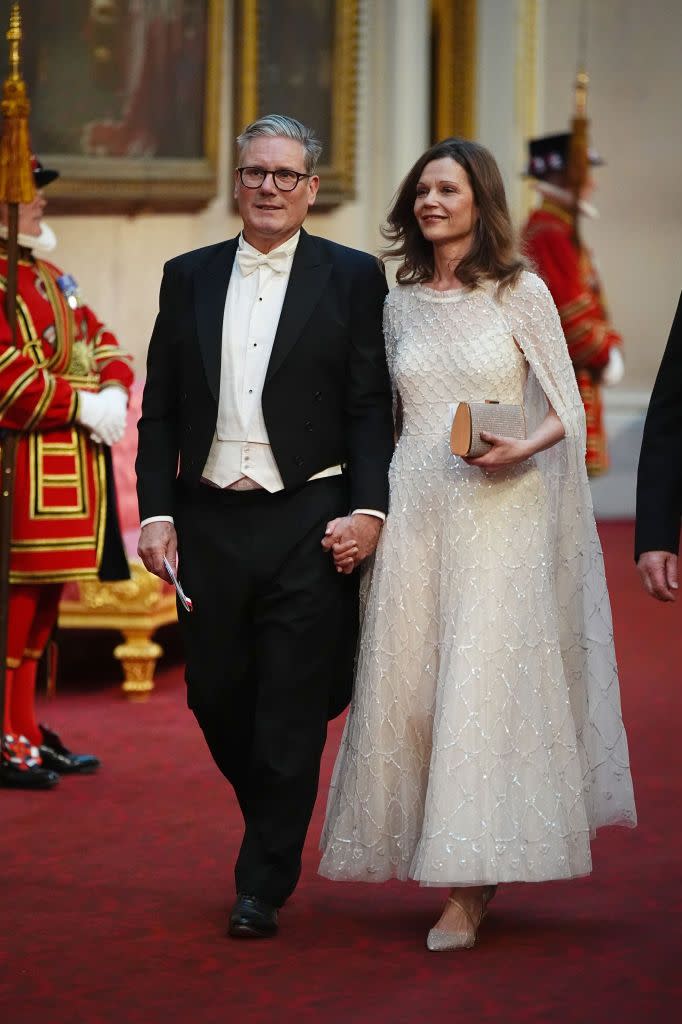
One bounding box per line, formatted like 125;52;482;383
307;175;320;207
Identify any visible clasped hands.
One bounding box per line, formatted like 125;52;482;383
321;513;383;574
139;514;382;582
77;387;128;446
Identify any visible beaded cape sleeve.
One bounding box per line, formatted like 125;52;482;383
492;271;635;827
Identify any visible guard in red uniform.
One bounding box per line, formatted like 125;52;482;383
522;133;624;475
0;158;134;789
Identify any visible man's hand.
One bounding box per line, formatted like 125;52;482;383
321;513;383;574
637;550;679;602
138;521;178;582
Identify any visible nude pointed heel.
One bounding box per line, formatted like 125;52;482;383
426;884;497;952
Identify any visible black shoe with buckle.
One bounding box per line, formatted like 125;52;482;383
0;734;59;790
228;894;279;938
38;724;100;774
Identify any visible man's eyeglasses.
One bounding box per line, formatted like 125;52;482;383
236;166;312;192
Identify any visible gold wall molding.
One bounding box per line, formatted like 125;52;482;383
431;0;477;142
516;0;539;219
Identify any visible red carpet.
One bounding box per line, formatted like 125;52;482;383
1;522;680;1023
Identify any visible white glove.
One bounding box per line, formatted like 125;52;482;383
77;388;128;446
602;347;624;387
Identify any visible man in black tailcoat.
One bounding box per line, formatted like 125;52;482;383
635;292;682;601
136;115;394;937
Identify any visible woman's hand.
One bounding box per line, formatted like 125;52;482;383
464;433;531;472
464;406;566;473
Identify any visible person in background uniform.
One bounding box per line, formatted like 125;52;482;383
0;157;134;790
635;292;682;601
522;133;624;475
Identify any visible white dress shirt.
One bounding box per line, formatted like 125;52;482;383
202;230;300;489
140;230;384;526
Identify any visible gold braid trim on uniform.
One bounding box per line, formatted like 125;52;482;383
0;346;20;371
10;567;101;584
558;293;591;320
0;362;38;419
11;537;100;550
23;371;55;432
565;321;591;343
539;200;573;226
36;262;73;373
578;322;608;365
0;273;39;352
28;430;89;518
94;446;107;568
68;390;79;424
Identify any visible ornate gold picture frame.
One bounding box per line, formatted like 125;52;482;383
233;0;358;208
23;0;224;213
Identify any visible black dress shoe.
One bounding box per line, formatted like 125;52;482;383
228;894;279;938
38;724;100;775
0;761;60;789
1;735;59;790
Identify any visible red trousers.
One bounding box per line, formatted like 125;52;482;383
3;584;62;742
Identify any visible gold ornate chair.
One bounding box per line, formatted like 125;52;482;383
57;383;178;700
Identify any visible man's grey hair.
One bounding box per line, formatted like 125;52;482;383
236;114;323;175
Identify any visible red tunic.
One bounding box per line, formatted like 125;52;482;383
522;201;622;476
0;248;134;582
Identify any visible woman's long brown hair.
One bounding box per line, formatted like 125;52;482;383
381;137;526;293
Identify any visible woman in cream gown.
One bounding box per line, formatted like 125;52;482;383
319;139;636;950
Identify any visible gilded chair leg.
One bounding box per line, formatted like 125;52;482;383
113;629;163;701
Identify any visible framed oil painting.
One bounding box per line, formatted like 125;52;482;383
22;0;224;213
233;0;359;208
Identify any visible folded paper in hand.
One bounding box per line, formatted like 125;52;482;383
163;556;193;613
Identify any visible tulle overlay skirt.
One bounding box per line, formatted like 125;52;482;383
319;435;634;886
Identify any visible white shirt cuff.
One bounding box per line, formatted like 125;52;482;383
351;508;386;522
140;515;175;528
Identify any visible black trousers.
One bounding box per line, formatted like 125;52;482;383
175;476;358;907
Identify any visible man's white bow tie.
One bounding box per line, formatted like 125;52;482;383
236;248;290;276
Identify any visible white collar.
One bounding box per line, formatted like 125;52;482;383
0;220;57;254
238;229;301;261
534;181;599;220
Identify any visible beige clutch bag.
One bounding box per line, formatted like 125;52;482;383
450;400;526;458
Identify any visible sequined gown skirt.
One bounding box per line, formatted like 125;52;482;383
320;432;595;885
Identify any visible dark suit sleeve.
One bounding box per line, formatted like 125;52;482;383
344;259;394;513
635;291;682;559
136;263;181;522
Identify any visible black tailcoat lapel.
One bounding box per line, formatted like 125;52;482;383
265;229;332;383
193;236;238;404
